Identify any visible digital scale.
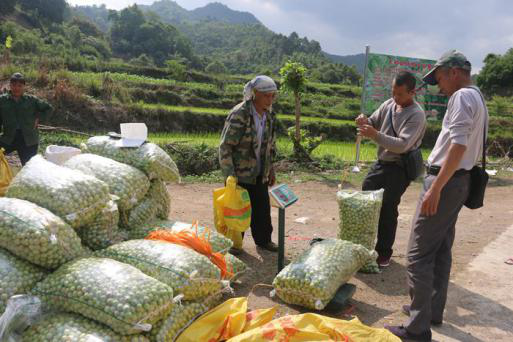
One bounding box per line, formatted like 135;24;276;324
269;184;298;272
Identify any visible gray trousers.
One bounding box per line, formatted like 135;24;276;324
405;173;470;334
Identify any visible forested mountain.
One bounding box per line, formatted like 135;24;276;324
69;0;360;80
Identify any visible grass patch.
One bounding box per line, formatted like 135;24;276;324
134;103;355;126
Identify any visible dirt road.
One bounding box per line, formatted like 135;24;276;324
169;177;513;341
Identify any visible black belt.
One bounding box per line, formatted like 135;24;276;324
378;160;403;167
426;165;469;177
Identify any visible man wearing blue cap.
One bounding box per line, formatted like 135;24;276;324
0;73;52;165
385;50;489;341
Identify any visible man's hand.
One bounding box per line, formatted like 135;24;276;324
34;118;39;129
269;167;276;187
421;186;441;216
355;114;368;126
358;124;378;139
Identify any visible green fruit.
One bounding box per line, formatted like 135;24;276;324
6;155;111;229
22;312;149;342
119;180;170;230
149;293;223;342
32;257;174;335
336;189;384;273
0;198;88;269
0;249;48;313
272;239;375;310
64;153;150;212
77;199;124;250
82;136;180;183
225;253;247;281
98;240;222;300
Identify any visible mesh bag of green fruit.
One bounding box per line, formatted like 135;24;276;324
82;136;180;183
64;153;151;212
128;220;233;254
77;199;124;250
21;313;150;342
0;198;88;269
31;257;175;335
152;179;171;220
225;253;247;281
119;179;166;229
336;189;384;273
149;302;206;342
148;292;223;342
97;239;223;300
0;249;48;313
6;155;111;229
272;239;376;310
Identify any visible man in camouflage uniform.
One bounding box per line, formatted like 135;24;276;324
0;73;52;165
219;75;279;253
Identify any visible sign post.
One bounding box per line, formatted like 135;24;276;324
269;184;298;272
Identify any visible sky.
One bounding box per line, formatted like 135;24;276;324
67;0;513;71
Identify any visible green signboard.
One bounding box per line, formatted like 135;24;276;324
362;52;448;119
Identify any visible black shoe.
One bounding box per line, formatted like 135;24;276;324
384;325;432;341
402;305;443;326
229;247;243;256
257;241;279;252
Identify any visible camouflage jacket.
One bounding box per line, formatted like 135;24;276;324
219;100;277;184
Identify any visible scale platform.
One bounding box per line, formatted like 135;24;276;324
325;283;357;313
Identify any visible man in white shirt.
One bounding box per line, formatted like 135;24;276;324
385;50;489;341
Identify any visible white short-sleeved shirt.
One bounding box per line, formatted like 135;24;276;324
427;87;488;170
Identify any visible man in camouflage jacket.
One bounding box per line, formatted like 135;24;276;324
219;75;279;253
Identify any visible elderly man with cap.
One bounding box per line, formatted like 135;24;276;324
385;50;489;341
219;75;279;254
0;73;52;165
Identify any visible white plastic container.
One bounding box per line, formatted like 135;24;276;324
44;145;81;165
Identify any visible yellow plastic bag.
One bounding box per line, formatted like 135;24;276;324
176;297;277;342
228;315;400;342
0;149;13;196
177;297;400;342
213;176;251;249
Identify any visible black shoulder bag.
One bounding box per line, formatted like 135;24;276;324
464;87;489;210
388;107;424;181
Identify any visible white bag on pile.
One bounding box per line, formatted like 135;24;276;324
98;240;223;300
44;145;81;165
0;249;48;313
77;198;124;250
21;313;150;342
64;153;151;212
120;179;169;229
0;198;88;269
129;220;233;254
82;136;180;183
6;155;111;229
272;239;376;310
31;257;175;335
336;189;384;273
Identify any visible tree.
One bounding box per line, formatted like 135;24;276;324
166;58;187;81
19;0;69;24
205;60;227;74
477;49;513;97
279;60;310;159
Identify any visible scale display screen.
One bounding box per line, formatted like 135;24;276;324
269;184;298;209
